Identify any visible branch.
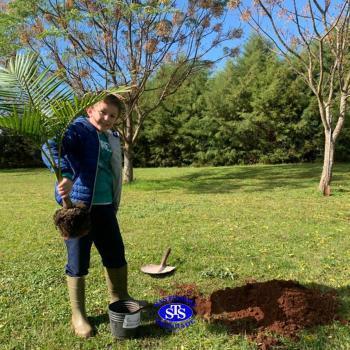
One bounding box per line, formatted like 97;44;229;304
332;93;347;141
256;0;305;61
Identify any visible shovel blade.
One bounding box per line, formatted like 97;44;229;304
141;264;176;275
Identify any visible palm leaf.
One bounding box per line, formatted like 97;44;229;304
0;53;73;118
0;107;45;144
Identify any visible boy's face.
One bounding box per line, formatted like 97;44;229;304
86;101;120;132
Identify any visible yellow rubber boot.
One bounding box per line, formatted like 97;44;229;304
66;276;93;338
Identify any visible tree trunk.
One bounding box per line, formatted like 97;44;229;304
123;103;134;183
319;129;335;196
123;140;134;183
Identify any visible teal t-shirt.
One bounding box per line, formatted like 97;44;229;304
92;132;114;204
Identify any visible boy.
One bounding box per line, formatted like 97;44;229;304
42;94;146;338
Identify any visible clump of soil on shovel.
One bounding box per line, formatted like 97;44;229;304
53;203;91;239
170;280;340;349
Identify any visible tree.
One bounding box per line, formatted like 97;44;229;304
0;129;42;168
0;1;21;64
202;35;319;164
135;35;321;167
2;0;242;182
135;62;209;166
232;0;350;195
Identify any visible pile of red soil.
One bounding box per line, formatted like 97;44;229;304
168;280;341;349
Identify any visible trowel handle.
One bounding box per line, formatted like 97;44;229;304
160;248;171;267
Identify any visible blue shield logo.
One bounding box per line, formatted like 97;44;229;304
158;303;193;323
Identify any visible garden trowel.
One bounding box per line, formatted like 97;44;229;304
141;247;176;276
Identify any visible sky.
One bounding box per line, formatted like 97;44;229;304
175;0;252;70
199;0;347;70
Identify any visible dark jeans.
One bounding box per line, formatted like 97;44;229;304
64;204;127;277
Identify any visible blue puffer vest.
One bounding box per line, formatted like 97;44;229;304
41;116;122;211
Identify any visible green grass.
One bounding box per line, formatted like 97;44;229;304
1;163;350;350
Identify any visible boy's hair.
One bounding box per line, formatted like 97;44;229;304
102;94;124;113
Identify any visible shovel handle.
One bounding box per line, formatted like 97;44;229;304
160;248;171;268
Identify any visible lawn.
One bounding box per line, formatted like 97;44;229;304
1;163;350;350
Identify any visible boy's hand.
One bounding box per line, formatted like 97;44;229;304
58;177;73;198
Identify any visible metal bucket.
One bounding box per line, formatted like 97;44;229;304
108;300;141;339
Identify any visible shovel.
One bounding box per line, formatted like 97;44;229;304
141;247;176;276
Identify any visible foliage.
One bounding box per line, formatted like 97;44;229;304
135;36;325;167
135;62;209;167
0;129;42;168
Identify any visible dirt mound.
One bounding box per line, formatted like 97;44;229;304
171;280;340;349
53;202;91;239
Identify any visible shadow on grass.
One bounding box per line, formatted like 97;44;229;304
130;163;350;194
197;280;350;349
0;167;45;175
4;163;350;194
140;270;177;279
305;282;350;318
